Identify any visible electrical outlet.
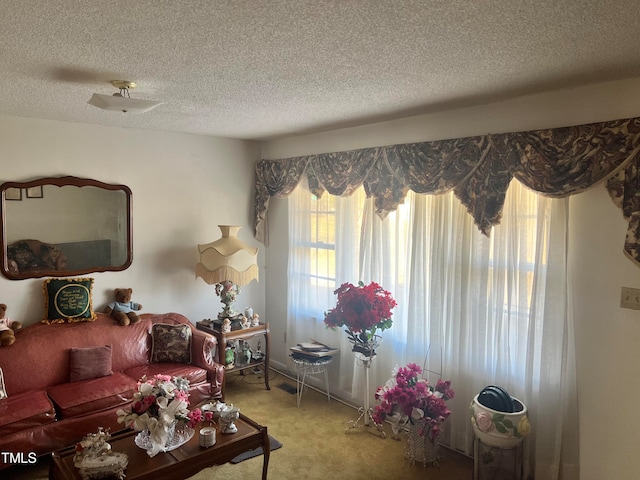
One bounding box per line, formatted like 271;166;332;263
620;287;640;310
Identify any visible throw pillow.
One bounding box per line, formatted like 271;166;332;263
42;277;96;324
0;367;6;399
150;323;192;364
69;345;113;382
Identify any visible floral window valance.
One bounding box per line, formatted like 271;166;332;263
254;116;640;265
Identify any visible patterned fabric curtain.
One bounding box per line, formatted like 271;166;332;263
254;117;640;264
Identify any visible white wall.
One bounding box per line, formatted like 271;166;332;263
0;115;264;327
262;77;640;480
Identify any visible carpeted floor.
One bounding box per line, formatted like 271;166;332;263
4;369;473;479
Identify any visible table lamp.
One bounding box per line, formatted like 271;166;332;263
196;225;258;322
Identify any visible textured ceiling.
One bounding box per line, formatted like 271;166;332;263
2;0;640;140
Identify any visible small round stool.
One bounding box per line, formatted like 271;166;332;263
290;355;333;407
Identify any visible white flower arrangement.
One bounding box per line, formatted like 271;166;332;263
116;374;211;456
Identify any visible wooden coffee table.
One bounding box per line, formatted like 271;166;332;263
49;413;270;480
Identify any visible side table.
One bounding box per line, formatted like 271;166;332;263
289;346;339;407
290;355;333;407
196;321;271;393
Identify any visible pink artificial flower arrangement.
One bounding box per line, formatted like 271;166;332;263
373;363;454;442
324;281;397;351
116;374;212;456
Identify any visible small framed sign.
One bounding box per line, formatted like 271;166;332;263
26;186;43;198
5;187;22;201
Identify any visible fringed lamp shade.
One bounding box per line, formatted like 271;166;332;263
196;225;258;319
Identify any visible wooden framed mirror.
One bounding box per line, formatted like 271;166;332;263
0;176;132;280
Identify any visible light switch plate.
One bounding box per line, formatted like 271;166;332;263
620;287;640;310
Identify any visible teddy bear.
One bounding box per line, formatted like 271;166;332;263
0;304;23;347
104;288;142;326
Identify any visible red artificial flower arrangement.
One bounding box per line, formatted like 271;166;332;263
324;281;396;353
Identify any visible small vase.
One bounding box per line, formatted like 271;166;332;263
388;412;408;440
405;421;440;466
470;394;529;448
349;334;382;359
218;406;240;434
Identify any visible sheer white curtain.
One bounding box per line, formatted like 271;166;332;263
287;180;578;479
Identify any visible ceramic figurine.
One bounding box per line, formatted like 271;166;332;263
241;341;252;364
224;342;235;369
222;318;231;333
253;340;264;361
219;406;240;434
240;314;251;329
208;401;240;434
251;313;260;327
73;428;128;480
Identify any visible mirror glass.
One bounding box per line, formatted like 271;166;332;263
0;176;132;279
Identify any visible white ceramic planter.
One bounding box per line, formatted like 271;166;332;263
470;394;530;448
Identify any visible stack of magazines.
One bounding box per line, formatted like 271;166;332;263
290;340;338;359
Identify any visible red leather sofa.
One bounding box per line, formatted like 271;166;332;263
0;312;224;469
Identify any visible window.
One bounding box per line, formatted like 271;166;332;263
287;179;573;473
288;190;337;318
308;193;336;291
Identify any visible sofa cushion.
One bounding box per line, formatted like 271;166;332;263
124;364;208;388
69;345;113;382
150;323;191;363
42;277;96;324
0;389;56;436
47;372;136;419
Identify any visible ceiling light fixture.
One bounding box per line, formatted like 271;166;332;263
87;80;163;113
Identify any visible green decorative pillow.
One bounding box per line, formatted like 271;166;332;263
0;367;6;399
42;277;96;324
150;323;192;364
